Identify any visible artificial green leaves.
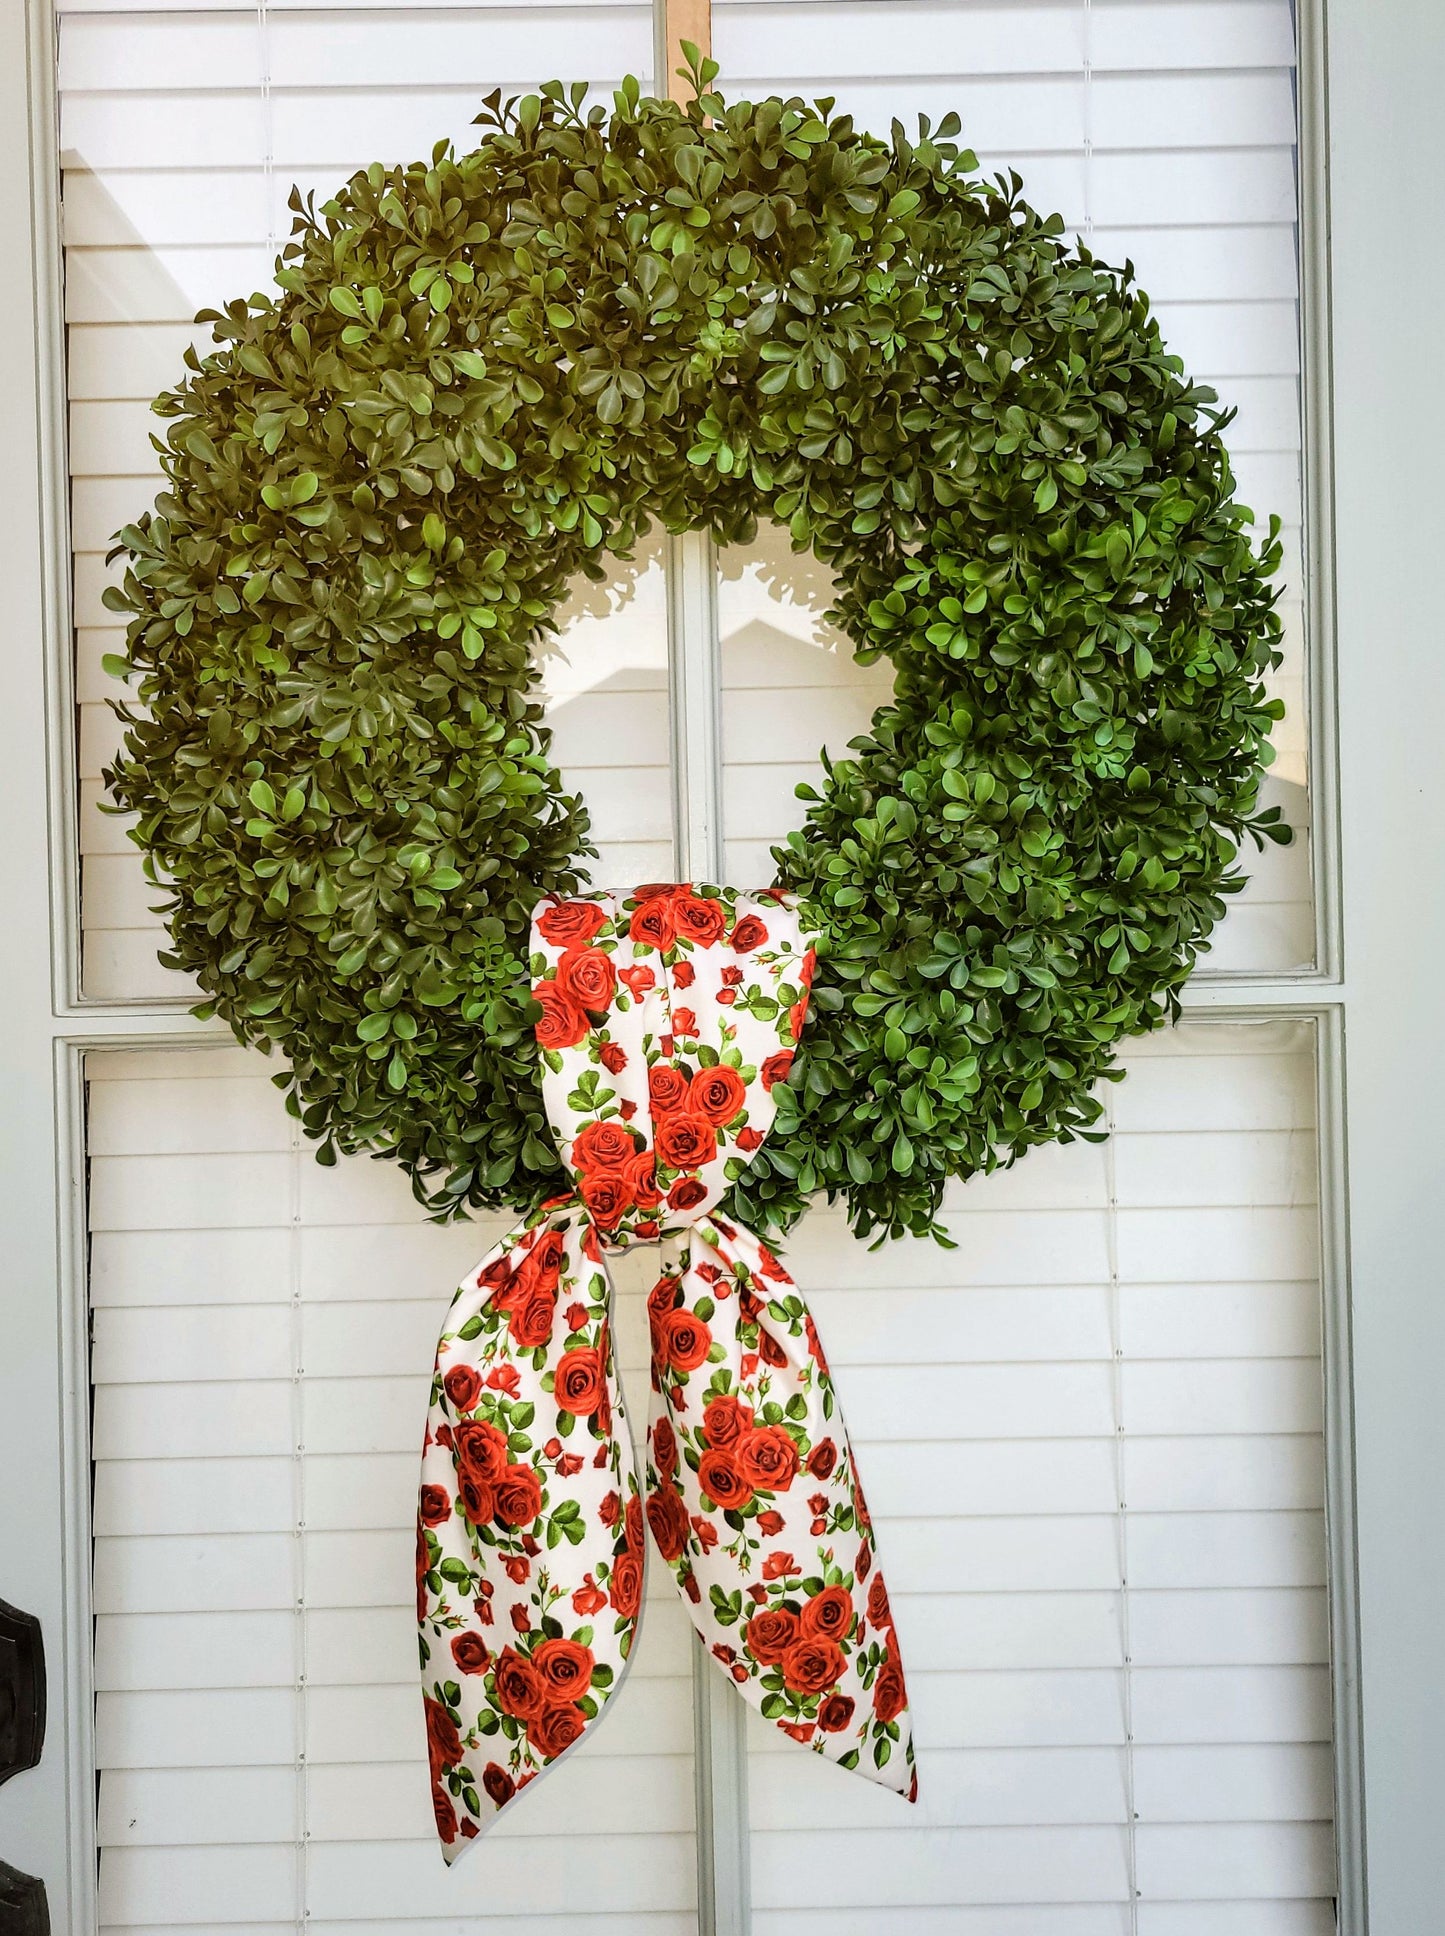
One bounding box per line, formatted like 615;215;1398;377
105;70;1285;1241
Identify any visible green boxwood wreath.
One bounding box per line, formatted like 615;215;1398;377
104;58;1289;1243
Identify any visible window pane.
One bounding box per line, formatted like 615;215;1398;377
64;0;662;998
87;1042;698;1930
714;0;1313;974
735;1016;1333;1932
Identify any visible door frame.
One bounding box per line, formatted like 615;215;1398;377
6;0;1443;1927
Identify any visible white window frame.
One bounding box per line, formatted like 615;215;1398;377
5;0;1441;1926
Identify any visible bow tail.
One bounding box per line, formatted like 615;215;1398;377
644;1217;918;1801
418;1209;645;1859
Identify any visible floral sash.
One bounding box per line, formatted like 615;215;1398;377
418;885;916;1858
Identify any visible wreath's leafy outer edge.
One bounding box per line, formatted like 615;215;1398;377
103;72;1289;1243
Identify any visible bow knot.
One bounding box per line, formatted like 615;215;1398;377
418;887;915;1860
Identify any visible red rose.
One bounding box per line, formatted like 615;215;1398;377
419;1484;451;1528
763;1551;798;1581
507;1282;556;1349
454;1418;508;1484
609;1550;643;1617
443;1364;482;1413
431;1778;458;1843
612;1153;654;1216
451;1631;491;1675
744;1606;799;1665
482;1762;515;1807
673;893;726;946
703;1394;754;1448
648;1063;691;1114
504;1554;531;1585
755;1239;786;1285
800;947;816;987
781;1636;846;1695
424;1695;463;1771
758;1328;787;1369
416;1524;432;1623
800;1585;854;1643
493;1647;547;1721
729;913;769;953
659;1307;713;1373
528;1700;586;1761
668;1176;710;1212
757;1509;784;1536
458;1471;495;1528
625;1492;644;1553
699;1449;754;1511
656;1112;717;1172
647;1275;680;1327
571;1118;636;1173
867;1577;891;1627
579;1168;630;1231
721;963;743;986
619;963;656;998
534;1636;595;1702
523;1226;566;1287
735;1425;801;1493
806;1438;838;1480
675;960;698;992
790;998;809;1042
689;1065;747;1127
736;1127;765;1151
495;1463;543;1528
670;1007;699;1038
573;1576;607;1616
555;1347;605;1416
761;1051;795;1092
555;945;617;1015
598;1490;621;1528
652;1415;679;1478
629;896;676;950
532;979;589;1050
566;1302;588;1333
646;1483;691;1561
487;1363;521;1397
536;898;608;947
818;1693;856;1733
856;1542;872;1581
716;988;737;1006
598;1040;628;1073
873;1653;908;1724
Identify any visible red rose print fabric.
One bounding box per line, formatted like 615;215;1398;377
418;885;916;1859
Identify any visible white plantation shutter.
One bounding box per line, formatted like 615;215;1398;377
711;3;1329;1925
737;1021;1332;1933
67;8;688;1923
714;0;1313;977
62;0;660;999
66;1;1336;1931
88;1047;700;1933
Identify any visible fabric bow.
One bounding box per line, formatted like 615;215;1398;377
418;885;916;1857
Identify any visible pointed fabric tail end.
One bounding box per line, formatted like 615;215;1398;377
417;1209;644;1861
643;1215;919;1802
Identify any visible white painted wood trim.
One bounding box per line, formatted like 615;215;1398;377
1327;0;1445;1925
665;524;753;1935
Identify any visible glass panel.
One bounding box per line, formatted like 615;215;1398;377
62;0;660;998
733;1016;1333;1932
713;0;1313;974
86;1042;698;1930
